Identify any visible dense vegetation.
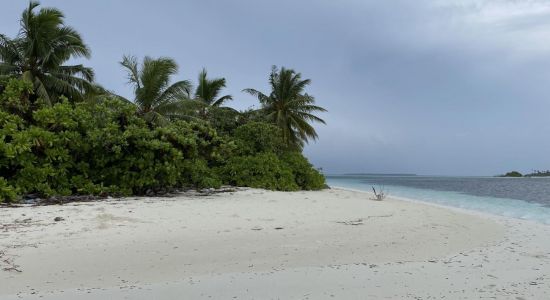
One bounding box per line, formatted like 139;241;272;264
0;2;326;203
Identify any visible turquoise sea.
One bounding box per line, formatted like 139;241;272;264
326;175;550;224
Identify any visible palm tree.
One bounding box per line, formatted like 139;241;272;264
195;68;232;107
192;68;232;119
0;1;94;104
243;66;326;148
120;55;192;124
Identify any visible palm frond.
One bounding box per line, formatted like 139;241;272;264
0;34;22;66
158;80;192;103
32;76;51;105
120;55;141;90
56;64;94;82
41;74;83;101
0;63;18;76
195;68;232;107
212;94;233;107
243;88;270;104
138;56;178;105
48;70;94;95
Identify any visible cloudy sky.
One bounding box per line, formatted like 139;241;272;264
2;0;550;175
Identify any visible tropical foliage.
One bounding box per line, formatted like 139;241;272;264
0;93;226;200
221;122;325;191
195;68;232;107
120;55;192;124
244;66;326;148
0;1;94;105
189;68;235;120
0;2;327;203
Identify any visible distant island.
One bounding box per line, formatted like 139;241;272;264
525;170;550;177
499;170;550;177
500;171;523;177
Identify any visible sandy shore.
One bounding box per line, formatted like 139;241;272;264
1;188;549;299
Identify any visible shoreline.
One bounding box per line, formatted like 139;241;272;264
330;183;550;225
330;185;549;227
1;188;549;299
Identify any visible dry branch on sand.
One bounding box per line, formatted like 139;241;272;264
371;186;387;201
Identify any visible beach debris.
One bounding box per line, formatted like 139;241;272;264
2;219;52;232
54;217;65;222
274;227;284;230
8;187;242;207
251;226;263;231
197;187;237;196
22;194;40;204
0;250;22;273
15;218;32;224
371;186;387;201
22;194;108;206
337;218;364;226
336;214;393;226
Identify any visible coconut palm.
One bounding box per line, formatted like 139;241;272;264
0;1;94;104
195;68;232;107
192;68;233;119
243;66;326;148
120;55;192;124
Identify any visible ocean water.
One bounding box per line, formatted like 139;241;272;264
326;175;550;224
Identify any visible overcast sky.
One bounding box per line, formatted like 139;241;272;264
2;0;550;175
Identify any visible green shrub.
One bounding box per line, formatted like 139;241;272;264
0;96;235;200
221;152;298;191
221;122;325;191
280;151;325;190
205;106;246;134
77;101;230;194
0;79;326;202
233;122;285;155
179;159;221;189
0;78;33;117
0;177;18;203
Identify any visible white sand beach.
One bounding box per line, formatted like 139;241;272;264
1;188;549;299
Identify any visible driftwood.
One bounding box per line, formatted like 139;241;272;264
371;186;387;201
